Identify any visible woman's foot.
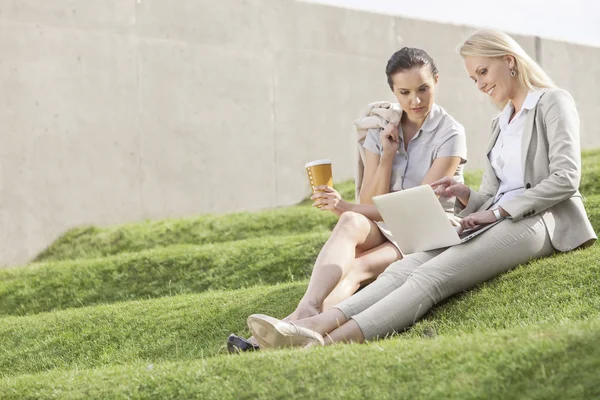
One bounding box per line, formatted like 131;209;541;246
247;314;324;349
286;300;320;322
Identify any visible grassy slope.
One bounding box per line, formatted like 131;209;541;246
0;243;597;378
0;149;596;399
0;282;305;378
0;233;328;316
581;149;600;196
0;317;598;399
32;149;598;263
0;196;597;318
33;207;338;263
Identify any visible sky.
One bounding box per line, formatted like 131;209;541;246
296;0;600;48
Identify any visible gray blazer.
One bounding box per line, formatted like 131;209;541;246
456;88;597;252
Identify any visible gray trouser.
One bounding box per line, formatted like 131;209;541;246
335;215;555;340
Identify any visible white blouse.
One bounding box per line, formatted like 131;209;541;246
490;88;546;207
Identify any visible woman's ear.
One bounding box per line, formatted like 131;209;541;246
433;74;440;84
503;55;516;70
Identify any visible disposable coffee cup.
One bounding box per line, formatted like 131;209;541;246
305;159;333;206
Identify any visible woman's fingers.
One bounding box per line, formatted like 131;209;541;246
382;125;399;143
433;185;454;198
460;216;477;230
314;199;333;210
314;185;334;192
310;191;326;200
312;196;336;208
433;186;446;197
430;176;452;188
311;193;336;202
448;183;468;198
312;199;325;208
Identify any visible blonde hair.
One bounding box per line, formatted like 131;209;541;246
458;30;555;96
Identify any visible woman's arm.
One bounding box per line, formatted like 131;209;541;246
312;186;383;221
454;162;498;216
420;156;462;186
358;149;394;204
325;157;463;221
358;123;400;204
357;156;462;211
500;89;581;221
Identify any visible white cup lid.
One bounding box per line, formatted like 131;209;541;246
305;159;332;168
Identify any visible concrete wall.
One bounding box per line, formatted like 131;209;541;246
0;0;598;266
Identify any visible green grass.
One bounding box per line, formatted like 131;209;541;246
581;149;600;196
0;233;328;316
0;317;598;399
2;196;598;318
0;282;305;378
0;148;598;398
0;243;597;378
33;207;338;263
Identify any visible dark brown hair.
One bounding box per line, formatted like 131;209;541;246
386;47;439;90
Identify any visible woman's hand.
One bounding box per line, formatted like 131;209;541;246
458;210;498;234
430;176;470;205
311;186;348;216
460;210;497;229
380;121;400;160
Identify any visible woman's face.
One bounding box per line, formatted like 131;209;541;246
390;66;438;121
464;55;515;104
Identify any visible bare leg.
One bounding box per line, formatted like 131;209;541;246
247;244;398;347
291;308;365;346
294;308;349;336
287;211;389;320
320;241;401;311
246;213;398;346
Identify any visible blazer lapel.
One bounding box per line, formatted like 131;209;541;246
486;118;501;156
483;118;501;204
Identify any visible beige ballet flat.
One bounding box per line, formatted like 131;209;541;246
246;314;325;349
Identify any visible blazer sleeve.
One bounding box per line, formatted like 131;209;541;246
454;163;497;216
500;89;581;221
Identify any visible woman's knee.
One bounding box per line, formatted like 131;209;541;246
377;259;413;286
404;263;460;303
334;211;371;239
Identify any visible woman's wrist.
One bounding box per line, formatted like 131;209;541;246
379;153;395;164
338;200;352;213
457;191;470;207
498;206;510;217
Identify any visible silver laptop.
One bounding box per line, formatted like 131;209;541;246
372;185;504;254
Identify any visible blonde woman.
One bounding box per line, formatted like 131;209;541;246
227;47;467;353
246;30;597;349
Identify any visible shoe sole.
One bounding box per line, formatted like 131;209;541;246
247;314;316;349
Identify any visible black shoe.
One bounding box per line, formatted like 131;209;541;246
227;334;260;354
